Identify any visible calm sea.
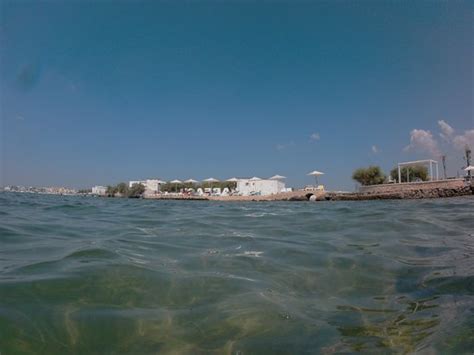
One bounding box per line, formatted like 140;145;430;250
0;192;473;354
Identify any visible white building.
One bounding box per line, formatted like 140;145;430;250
129;179;162;193
236;178;286;196
92;186;107;195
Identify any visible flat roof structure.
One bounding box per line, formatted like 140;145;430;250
397;159;439;183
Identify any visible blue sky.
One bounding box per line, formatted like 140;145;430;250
1;1;472;190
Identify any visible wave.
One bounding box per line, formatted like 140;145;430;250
1;193;473;352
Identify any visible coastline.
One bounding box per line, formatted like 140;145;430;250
9;179;471;202
143;179;474;202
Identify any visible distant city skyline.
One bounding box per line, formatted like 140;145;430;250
1;1;472;189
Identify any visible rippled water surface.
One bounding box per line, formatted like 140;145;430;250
1;192;473;354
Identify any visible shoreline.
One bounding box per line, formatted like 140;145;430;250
7;180;471;202
143;180;474;202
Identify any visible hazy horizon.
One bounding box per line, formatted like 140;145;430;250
1;1;472;190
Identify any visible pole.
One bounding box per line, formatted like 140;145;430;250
398;165;401;184
430;161;433;181
442;155;447;179
466;145;472;177
436;162;439;180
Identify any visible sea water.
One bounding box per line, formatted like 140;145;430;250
0;192;473;353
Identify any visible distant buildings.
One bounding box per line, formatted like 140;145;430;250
2;185;77;195
92;186;107;196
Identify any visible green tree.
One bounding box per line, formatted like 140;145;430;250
128;183;145;198
390;165;428;183
105;183;129;197
116;182;129;195
218;181;237;190
352;166;386;186
106;185;117;196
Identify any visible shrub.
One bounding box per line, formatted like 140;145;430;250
352;166;386;186
128;183;145;198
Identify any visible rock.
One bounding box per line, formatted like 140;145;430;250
320;185;472;201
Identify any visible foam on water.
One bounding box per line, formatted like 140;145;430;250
0;192;473;353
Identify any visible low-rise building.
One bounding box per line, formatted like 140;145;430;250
236;178;286;196
92;186;107;195
129;179;162;193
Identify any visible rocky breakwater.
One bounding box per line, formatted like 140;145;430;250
323;182;473;201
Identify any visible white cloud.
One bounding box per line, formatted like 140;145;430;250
15;115;25;121
453;129;474;151
437;120;473;151
404;129;440;157
438;120;454;142
276;141;295;151
371;145;379;154
405;120;473;158
310;132;320;141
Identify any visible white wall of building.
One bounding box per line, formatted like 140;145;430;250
129;179;161;193
236;179;285;196
144;179;161;192
92;186;107;195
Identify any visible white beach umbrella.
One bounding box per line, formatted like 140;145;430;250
184;179;198;192
464;165;474;171
170;179;182;192
307;170;324;185
203;177;219;183
203;177;219;182
184;179;198;184
203;177;219;191
269;174;286;180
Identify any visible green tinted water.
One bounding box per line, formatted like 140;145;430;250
1;193;473;353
